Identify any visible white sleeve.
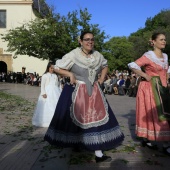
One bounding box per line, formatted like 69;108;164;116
128;62;141;70
101;55;108;68
40;74;47;95
54;53;74;70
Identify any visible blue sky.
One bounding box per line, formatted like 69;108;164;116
45;0;170;37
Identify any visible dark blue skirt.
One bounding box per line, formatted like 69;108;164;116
44;84;124;151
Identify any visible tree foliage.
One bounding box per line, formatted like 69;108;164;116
102;9;170;71
1;8;108;61
103;37;134;71
128;10;170;61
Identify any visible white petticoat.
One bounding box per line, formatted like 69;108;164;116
32;84;61;127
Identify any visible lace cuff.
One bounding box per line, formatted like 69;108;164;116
128;62;141;70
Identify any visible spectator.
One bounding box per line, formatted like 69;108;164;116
114;75;125;95
103;74;111;94
128;76;136;97
107;74;118;94
123;75;131;95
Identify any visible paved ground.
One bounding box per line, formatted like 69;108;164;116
0;82;170;170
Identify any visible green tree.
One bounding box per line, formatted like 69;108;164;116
128;33;150;59
129;10;170;59
103;37;134;71
1;8;108;61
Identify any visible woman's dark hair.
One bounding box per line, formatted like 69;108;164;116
148;32;165;47
80;31;94;40
119;74;123;78
44;62;54;74
151;32;165;41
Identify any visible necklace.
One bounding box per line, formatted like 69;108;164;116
81;49;92;57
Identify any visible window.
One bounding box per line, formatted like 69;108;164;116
0;10;6;28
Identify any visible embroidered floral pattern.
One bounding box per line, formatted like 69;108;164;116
70;82;109;129
46;126;123;145
136;126;170;137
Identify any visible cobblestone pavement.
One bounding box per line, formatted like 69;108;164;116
0;82;170;170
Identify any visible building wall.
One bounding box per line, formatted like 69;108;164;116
0;0;48;75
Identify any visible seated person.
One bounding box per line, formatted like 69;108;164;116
103;74;111;93
33;77;38;86
114;75;125;95
124;75;131;95
128;74;141;97
107;74;117;94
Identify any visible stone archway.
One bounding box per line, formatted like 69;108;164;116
0;48;13;73
0;61;7;73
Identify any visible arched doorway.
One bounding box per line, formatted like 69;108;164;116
0;61;7;73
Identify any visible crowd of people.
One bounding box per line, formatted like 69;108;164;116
1;69;141;98
101;70;141;97
0;71;41;86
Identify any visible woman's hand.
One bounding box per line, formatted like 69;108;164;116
144;74;152;81
69;73;77;85
42;94;47;98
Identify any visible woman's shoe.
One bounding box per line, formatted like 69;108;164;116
95;155;112;163
163;146;170;156
141;141;158;150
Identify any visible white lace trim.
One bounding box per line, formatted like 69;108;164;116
46;126;123;145
144;51;168;69
136;126;170;137
128;62;141;70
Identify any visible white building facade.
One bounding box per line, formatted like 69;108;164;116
0;0;48;76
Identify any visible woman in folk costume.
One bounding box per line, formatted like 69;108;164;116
32;62;61;127
128;32;170;155
44;31;124;163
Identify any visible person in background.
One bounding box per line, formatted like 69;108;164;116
103;74;111;94
128;75;137;97
128;32;170;156
113;74;125;95
107;74;117;94
32;62;61;127
128;74;141;97
123;75;131;95
44;31;124;163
